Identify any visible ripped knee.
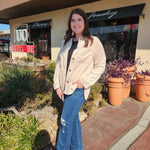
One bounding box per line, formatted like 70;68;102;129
61;117;68;133
61;117;67;126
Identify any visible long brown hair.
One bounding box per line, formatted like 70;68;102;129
64;8;93;47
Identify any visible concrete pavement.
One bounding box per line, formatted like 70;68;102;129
81;97;150;150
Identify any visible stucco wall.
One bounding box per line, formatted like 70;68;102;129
9;0;150;69
135;0;150;71
9;8;68;60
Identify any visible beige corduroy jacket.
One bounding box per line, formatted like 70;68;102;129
53;36;106;100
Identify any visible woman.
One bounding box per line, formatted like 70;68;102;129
54;8;106;150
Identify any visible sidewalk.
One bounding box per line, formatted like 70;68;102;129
128;122;150;150
81;97;150;150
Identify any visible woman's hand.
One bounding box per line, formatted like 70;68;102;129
72;80;84;88
56;88;63;100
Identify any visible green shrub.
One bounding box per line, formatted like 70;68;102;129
99;98;107;107
0;62;2;73
26;56;40;63
88;82;103;101
0;113;39;150
45;62;64;115
27;56;33;62
80;101;95;115
46;61;56;82
22;92;53;112
35;58;40;63
20;57;27;61
0;66;38;107
15;57;19;60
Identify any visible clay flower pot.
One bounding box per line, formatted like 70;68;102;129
123;66;136;99
108;78;124;106
123;82;131;99
125;65;136;73
136;74;150;102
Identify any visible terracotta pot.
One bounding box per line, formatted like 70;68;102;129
122;66;136;99
123;82;131;99
41;56;49;60
136;74;150;102
108;78;124;106
125;66;136;73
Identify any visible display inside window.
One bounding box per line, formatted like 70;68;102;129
30;28;51;59
89;17;139;62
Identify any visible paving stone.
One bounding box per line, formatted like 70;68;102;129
81;98;150;150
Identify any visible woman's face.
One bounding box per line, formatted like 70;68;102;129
70;13;85;36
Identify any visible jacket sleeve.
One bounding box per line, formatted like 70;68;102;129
80;37;106;89
53;40;65;90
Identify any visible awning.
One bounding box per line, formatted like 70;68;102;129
0;0;100;24
17;20;51;30
87;3;145;22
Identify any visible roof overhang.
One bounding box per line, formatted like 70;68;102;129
0;0;100;24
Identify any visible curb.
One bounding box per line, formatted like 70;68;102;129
109;104;150;150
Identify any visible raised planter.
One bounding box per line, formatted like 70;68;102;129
2;60;46;78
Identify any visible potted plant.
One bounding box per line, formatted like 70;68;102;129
104;62;126;105
135;70;150;102
116;58;136;99
102;57;137;106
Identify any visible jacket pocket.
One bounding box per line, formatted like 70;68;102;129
77;55;92;64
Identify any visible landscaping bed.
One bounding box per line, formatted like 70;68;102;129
0;61;105;149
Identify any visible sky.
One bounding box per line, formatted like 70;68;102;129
0;23;10;31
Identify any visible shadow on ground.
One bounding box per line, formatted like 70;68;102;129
32;129;55;150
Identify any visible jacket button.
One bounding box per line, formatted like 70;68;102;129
67;81;69;83
69;69;71;72
72;58;75;60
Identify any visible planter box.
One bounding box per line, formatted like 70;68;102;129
2;61;46;78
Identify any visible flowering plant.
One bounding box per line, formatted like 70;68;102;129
135;70;150;85
109;57;136;69
103;57;136;84
136;70;150;76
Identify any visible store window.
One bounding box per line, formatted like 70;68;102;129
89;17;139;62
16;20;52;59
30;27;51;59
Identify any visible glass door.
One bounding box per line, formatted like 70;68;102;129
30;27;51;59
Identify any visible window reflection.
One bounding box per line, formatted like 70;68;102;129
89;17;139;62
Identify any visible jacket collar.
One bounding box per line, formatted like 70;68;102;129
67;36;85;48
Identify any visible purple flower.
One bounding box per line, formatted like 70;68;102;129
102;57;136;84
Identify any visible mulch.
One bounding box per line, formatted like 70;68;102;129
0;53;9;62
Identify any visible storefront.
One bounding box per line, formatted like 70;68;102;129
5;0;150;69
27;20;51;59
87;4;145;62
11;20;51;59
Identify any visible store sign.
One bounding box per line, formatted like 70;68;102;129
29;22;48;29
88;10;117;20
11;45;36;53
87;4;145;22
16;29;27;42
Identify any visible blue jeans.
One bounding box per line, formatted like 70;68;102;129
55;88;85;150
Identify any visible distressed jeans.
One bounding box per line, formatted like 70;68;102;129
55;88;85;150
